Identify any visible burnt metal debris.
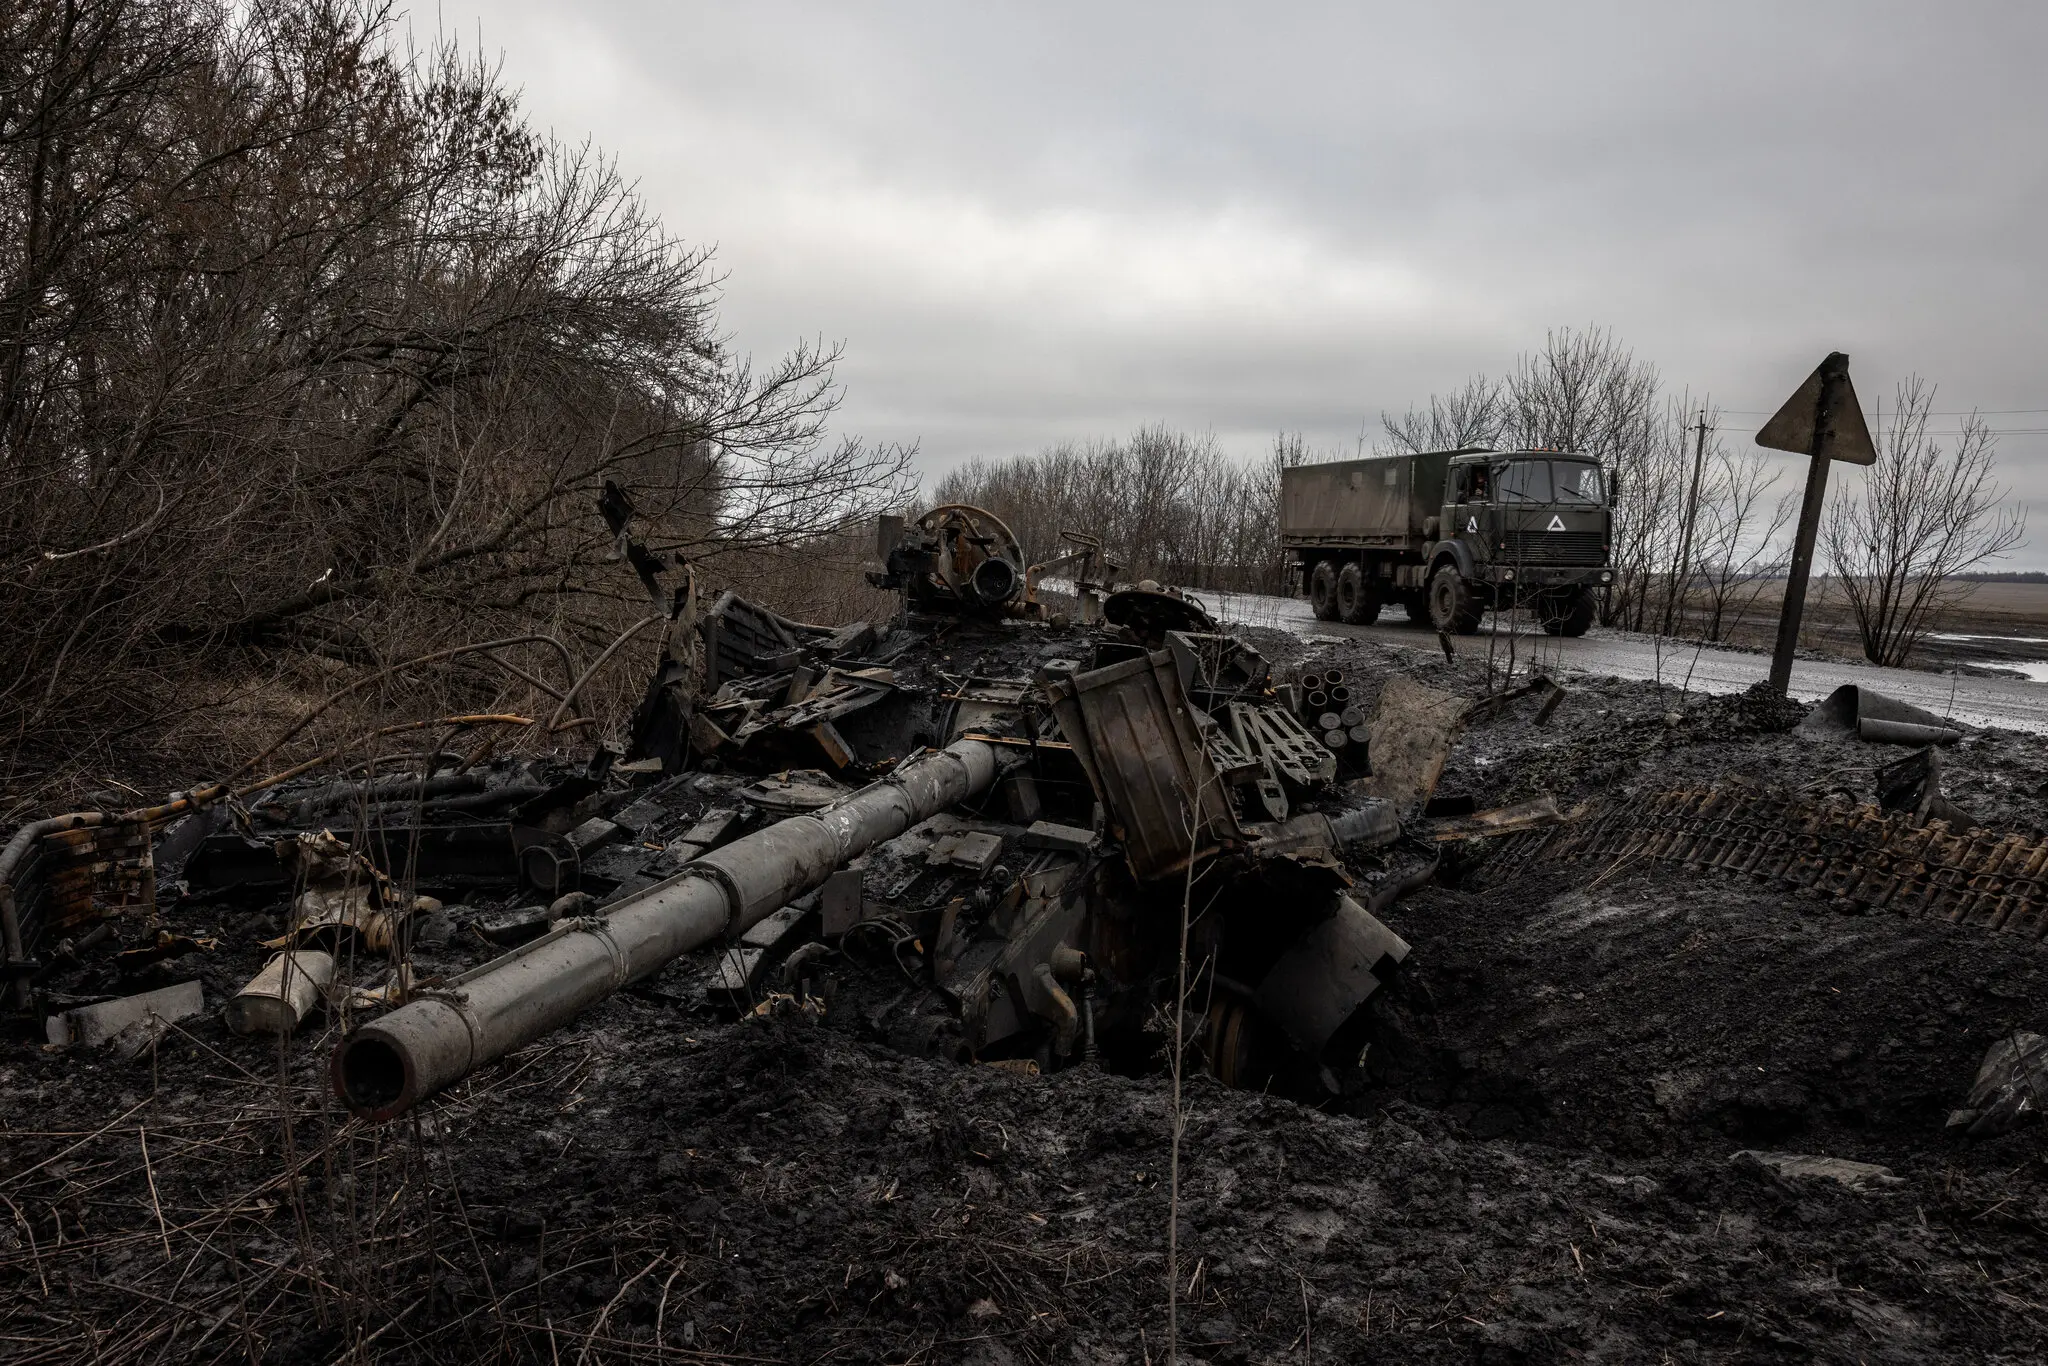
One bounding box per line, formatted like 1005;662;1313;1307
2;500;1573;1123
1795;683;1969;746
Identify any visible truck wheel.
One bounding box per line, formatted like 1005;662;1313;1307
1309;561;1339;621
1336;563;1381;625
1428;565;1483;635
1540;589;1595;637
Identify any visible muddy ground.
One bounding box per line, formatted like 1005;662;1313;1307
3;632;2045;1364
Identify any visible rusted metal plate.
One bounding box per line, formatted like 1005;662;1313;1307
14;818;155;945
1360;676;1471;813
1251;893;1410;1064
1420;794;1567;842
1043;650;1239;882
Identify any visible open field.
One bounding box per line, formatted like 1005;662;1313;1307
1661;578;2048;678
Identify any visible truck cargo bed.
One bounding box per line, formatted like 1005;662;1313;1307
1279;450;1464;545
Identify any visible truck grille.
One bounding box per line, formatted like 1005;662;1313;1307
1501;531;1604;566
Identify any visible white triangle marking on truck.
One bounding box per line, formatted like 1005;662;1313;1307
1466;516;1477;533
1547;514;1565;531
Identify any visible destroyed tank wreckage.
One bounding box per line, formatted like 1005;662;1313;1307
1;495;1570;1120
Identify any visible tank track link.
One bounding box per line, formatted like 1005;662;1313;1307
1484;782;2048;940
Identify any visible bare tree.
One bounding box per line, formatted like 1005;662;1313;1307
1264;431;1312;590
1821;378;2025;666
1502;328;1675;630
0;0;908;787
1692;443;1794;641
1380;374;1507;453
932;427;1289;595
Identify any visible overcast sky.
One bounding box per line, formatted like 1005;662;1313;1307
435;1;2048;562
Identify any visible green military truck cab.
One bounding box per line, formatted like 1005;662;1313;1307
1279;447;1614;636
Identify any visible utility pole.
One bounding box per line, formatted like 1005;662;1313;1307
1755;352;1875;695
1664;409;1710;637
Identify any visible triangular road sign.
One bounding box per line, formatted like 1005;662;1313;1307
1755;360;1877;465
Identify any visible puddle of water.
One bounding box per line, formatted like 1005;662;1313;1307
1969;659;2048;682
1929;631;2048;645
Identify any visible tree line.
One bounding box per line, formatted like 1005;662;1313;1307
939;327;2021;666
932;428;1294;596
1;0;908;786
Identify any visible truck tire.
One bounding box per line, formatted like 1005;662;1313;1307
1336;563;1381;625
1540;588;1596;637
1309;561;1340;621
1428;564;1483;635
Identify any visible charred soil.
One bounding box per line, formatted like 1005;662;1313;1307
4;638;2046;1364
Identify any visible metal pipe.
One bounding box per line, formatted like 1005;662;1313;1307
1033;962;1079;1057
0;813;106;887
333;739;1005;1120
1080;975;1099;1062
1;813;108;1010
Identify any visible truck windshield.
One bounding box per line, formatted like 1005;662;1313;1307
1497;459;1603;506
1553;462;1603;505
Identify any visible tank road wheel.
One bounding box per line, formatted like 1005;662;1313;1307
1336;562;1382;625
1205;1000;1265;1089
1309;560;1340;621
1540;588;1596;637
1428;564;1483;635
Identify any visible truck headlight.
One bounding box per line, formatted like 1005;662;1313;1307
1600;571;1613;583
1502;569;1515;581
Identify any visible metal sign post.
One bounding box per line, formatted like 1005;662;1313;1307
1755;352;1876;695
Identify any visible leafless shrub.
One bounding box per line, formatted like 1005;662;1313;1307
931;426;1295;595
1821;378;2025;666
1691;442;1794;642
0;0;905;795
709;523;900;628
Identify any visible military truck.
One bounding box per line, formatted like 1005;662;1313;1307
1280;447;1614;635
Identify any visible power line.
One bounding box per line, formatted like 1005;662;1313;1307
1725;426;2048;436
1718;406;2048;416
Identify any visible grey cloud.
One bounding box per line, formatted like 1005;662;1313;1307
441;0;2048;560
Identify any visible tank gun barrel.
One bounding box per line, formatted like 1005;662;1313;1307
333;739;1006;1120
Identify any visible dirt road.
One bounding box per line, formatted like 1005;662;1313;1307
1205;589;2048;733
